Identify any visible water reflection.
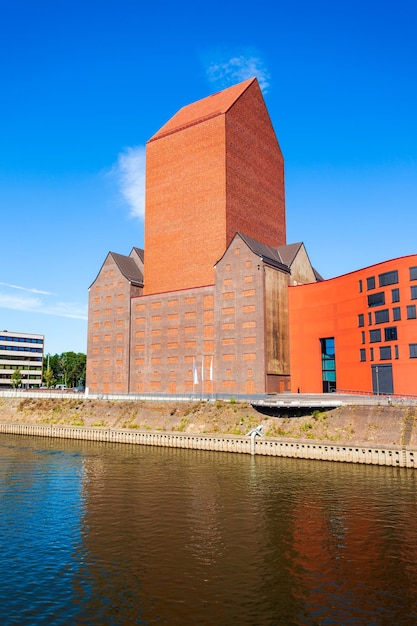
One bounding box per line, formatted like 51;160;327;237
0;434;416;625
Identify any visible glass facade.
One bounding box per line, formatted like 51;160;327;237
320;337;336;393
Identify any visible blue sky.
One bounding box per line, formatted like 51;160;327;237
1;0;416;355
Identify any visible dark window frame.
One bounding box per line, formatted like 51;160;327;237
378;270;398;287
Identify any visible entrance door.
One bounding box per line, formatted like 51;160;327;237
371;364;393;395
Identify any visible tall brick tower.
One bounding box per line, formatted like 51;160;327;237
144;78;286;295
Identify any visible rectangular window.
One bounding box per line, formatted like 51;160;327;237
380;346;392;360
375;309;389;324
395;345;399;359
410;344;417;358
384;327;397;341
368;292;385;307
369;329;381;343
379;270;398;287
410;266;417;281
411;286;417;300
359;279;363;293
391;288;400;303
407;305;417;320
368;312;372;325
367;276;376;290
360;349;366;362
370;347;374;361
393;307;401;321
358;313;364;327
361;331;365;344
320;337;336;393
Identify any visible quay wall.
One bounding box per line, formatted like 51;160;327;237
0;422;415;468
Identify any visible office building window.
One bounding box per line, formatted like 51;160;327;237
369;329;381;343
368;312;372;325
411;286;417;300
384;327;397;341
391;288;400;303
379;270;398;287
320;337;336;393
368;292;385;307
379;346;392;360
367;276;376;290
361;331;365;344
359;279;363;293
410;266;417;281
410;344;417;358
375;309;389;324
358;313;364;327
370;347;374;361
393;307;401;321
395;345;399;359
407;305;417;320
360;349;366;362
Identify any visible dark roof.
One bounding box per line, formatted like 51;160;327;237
276;242;303;267
313;267;324;281
238;233;290;272
111;252;144;285
131;247;144;263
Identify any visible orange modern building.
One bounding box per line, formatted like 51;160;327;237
290;256;417;396
86;78;417;398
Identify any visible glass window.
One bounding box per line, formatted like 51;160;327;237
359;279;363;293
375;309;389;324
380;346;392;360
370;329;381;343
379;270;398;287
410;344;417;358
320;337;336;393
411;286;417;300
393;306;401;321
410;266;417;281
370;347;374;361
395;345;399;359
391;288;400;303
361;331;365;344
358;313;364;327
384;327;397;341
368;312;372;325
368;292;385;307
407;305;417;320
367;276;376;290
360;349;366;362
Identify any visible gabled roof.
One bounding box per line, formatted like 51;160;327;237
276;242;303;267
130;247;144;263
148;78;257;142
111;252;144;285
235;233;290;272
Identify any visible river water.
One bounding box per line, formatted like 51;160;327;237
0;434;416;625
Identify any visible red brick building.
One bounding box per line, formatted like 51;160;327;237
87;79;417;397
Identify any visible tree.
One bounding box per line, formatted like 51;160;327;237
43;352;86;388
11;368;22;389
43;368;55;389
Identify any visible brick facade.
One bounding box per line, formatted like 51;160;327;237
144;78;285;296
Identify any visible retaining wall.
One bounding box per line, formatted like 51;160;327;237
0;423;415;468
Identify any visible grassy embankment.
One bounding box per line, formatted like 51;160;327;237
0;396;416;447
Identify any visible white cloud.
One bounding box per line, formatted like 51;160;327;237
114;145;146;219
205;49;270;93
0;282;53;295
0;293;87;320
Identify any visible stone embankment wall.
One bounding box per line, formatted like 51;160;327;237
0;422;415;468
